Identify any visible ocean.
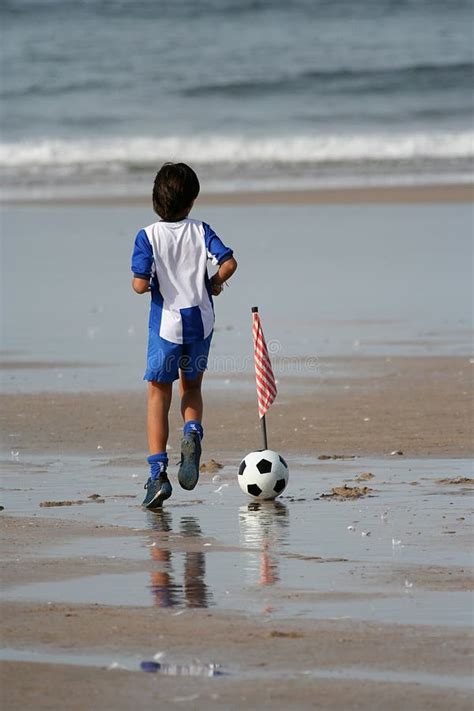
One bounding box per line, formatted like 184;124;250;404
1;0;473;198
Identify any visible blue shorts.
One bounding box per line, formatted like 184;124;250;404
144;330;213;383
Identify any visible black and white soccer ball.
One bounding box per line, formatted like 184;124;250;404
238;449;289;500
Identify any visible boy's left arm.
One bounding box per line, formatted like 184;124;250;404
203;222;237;295
210;256;238;295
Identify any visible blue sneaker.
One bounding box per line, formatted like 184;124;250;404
142;474;172;509
178;432;201;490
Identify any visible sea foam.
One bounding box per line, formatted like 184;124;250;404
1;131;472;173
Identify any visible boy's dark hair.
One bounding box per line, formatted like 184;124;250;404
152;162;200;221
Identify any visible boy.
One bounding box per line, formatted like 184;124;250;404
131;162;237;509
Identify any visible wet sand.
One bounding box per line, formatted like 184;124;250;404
1;488;473;709
2;356;472;458
1;448;473;709
1;186;473;708
2;660;471;711
4;181;473;206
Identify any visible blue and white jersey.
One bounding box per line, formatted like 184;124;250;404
131;218;233;344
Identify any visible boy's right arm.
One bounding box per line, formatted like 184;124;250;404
131;229;153;294
132;277;150;293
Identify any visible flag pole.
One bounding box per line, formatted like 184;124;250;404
252;306;269;450
260;410;268;451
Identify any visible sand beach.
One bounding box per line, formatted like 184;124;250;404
2;0;474;704
1;180;473;709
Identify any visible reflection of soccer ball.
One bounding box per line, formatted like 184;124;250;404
238;450;289;500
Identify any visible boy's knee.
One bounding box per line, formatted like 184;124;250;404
148;380;172;396
181;374;203;392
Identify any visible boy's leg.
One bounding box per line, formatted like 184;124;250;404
147;380;173;454
179;371;204;426
178;371;204;490
177;332;212;491
177;372;203;490
143;380;173;509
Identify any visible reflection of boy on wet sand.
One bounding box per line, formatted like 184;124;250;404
181;516;209;608
148;512;211;608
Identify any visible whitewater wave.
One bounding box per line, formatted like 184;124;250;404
1;131;473;174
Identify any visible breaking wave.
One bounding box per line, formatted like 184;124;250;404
1;131;472;175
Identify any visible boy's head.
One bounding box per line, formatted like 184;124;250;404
153;162;200;221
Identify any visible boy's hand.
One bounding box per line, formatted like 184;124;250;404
132;277;151;294
210;275;224;296
210;257;237;296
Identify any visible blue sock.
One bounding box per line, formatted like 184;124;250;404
183;420;203;440
147;452;168;481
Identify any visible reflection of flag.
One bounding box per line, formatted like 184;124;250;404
252;310;277;418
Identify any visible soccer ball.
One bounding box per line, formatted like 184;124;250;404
238;449;289;500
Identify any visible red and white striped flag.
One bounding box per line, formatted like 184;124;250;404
252;309;277;418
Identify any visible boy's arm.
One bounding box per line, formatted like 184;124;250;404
131;229;153;294
210;256;238;295
132;277;151;293
203;222;237;295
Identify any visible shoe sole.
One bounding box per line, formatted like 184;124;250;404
143;482;172;509
178;436;201;491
